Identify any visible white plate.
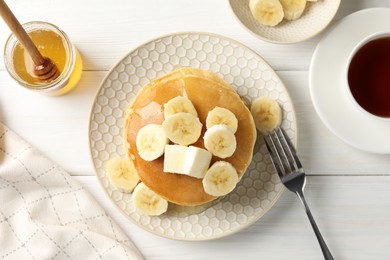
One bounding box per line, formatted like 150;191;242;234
310;8;390;154
228;0;340;44
89;32;297;240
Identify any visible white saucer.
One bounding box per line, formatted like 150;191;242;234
310;8;390;154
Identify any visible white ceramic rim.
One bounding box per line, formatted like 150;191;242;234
88;31;298;240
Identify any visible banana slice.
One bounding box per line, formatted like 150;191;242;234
206;107;238;133
132;182;168;216
279;0;307;20
162;112;202;146
202;161;239;196
250;97;282;134
203;124;236;158
164;96;198;118
107;157;140;193
136;124;168;161
249;0;284;27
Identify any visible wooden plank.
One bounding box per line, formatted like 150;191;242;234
1;71;389;176
0;71;105;175
0;0;389;259
76;175;390;260
0;0;387;72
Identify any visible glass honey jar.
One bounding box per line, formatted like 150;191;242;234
3;21;82;95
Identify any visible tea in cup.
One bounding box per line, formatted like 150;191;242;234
346;32;390;119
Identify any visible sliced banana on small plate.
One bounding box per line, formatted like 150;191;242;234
249;0;284;27
249;0;315;27
250;97;282;134
202;161;239;196
206;107;238;133
279;0;307;21
132;182;168;216
107;157;140;193
136;124;168;161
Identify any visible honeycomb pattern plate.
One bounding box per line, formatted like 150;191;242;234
229;0;341;44
88;32;297;240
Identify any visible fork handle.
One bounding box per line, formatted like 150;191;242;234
296;191;334;260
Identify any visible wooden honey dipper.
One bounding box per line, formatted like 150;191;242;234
0;0;60;81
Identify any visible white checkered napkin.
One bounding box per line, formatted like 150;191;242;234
0;123;144;260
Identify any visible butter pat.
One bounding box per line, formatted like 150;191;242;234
164;145;188;174
163;145;212;179
183;146;212;179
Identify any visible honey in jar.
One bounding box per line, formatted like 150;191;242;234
4;21;82;95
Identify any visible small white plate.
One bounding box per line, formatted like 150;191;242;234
228;0;340;44
310;8;390;154
89;32;297;240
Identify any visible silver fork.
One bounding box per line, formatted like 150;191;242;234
265;127;334;260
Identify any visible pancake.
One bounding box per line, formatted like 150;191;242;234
124;68;257;206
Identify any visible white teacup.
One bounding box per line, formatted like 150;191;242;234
344;32;390;120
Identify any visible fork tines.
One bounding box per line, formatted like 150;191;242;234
264;127;302;178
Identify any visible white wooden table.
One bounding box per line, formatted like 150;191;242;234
1;0;390;259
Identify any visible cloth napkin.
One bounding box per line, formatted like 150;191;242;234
0;122;143;260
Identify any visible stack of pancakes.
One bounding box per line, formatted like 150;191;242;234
124;68;256;206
